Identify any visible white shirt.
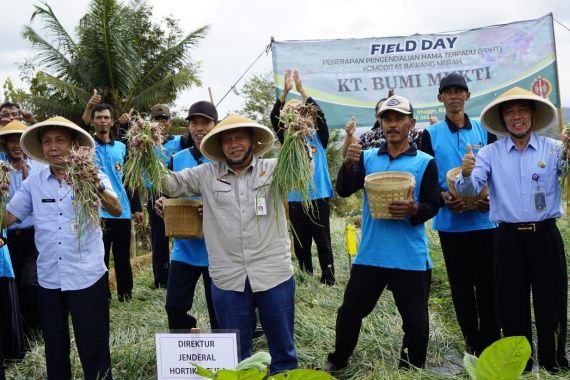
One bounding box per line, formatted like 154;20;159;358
7;165;116;290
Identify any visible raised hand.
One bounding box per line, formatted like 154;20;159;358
87;89;102;108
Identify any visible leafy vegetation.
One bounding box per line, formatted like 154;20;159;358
6;217;570;379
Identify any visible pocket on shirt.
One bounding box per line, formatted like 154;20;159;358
212;181;233;206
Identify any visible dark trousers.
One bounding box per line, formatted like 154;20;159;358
147;198;170;287
165;260;218;330
328;264;431;369
38;275;112;380
439;229;500;355
102;218;133;300
7;228;41;335
289;198;335;284
212;277;297;374
495;223;568;372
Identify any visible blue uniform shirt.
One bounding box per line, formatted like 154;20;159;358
94;136;131;219
457;133;563;223
424;118;495;232
287;132;333;202
6;166;116;290
0;242;14;278
170;148;209;267
355;148;434;271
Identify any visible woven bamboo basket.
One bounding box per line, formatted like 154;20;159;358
364;171;415;219
163;199;203;239
446;167;489;210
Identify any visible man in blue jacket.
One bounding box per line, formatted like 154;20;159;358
325;95;440;371
157;101;219;331
91;103;143;301
270;69;335;285
420;73;499;355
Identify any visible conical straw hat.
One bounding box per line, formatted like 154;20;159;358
200;114;274;162
480;87;557;136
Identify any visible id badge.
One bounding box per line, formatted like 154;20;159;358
255;196;267;216
533;185;546;212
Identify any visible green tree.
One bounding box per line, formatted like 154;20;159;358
21;0;208;121
234;72;275;127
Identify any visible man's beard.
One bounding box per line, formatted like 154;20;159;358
225;145;253;165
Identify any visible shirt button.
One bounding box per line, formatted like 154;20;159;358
58;242;61;245
59;213;62;215
59;257;62;260
58;227;61;230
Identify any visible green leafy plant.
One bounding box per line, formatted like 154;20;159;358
194;352;335;380
463;336;531;380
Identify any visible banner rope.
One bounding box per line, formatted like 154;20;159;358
215;42;273;107
554;18;570;32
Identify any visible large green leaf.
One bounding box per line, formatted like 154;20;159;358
475;336;531;380
235;352;271;371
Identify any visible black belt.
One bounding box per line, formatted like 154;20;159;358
498;218;556;233
7;228;35;237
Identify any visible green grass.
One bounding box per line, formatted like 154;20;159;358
5;217;570;379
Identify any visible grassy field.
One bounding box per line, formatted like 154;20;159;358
5;216;570;379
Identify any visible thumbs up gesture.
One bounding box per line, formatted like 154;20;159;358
345;116;356;136
87;89;101;108
461;144;476;177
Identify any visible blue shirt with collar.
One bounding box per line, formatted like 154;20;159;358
7;159;46;230
170;147;209;267
424;116;496;232
457;132;563;223
93;135;131;219
6;165;116;290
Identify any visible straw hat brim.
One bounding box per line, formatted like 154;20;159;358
200;121;275;162
480;90;557;136
20;117;95;164
0;120;29;153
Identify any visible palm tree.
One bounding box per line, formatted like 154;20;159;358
22;0;208;121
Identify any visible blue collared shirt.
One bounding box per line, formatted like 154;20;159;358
456;133;563;223
6;165;116;290
7;159;46;231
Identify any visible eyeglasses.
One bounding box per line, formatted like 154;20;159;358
152;115;170;121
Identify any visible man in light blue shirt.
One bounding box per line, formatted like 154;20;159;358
4;117;122;380
457;87;568;372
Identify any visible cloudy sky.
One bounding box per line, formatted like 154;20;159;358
2;0;569;118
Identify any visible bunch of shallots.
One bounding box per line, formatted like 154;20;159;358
270;102;319;215
123;120;167;198
63;146;101;242
0;162;10;225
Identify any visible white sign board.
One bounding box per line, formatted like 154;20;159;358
156;333;239;379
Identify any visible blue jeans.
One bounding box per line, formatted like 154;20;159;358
211;276;298;374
